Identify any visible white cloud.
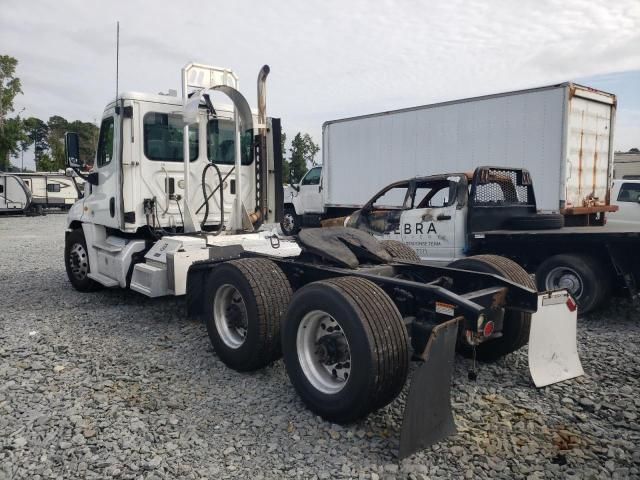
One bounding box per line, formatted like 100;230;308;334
2;0;639;168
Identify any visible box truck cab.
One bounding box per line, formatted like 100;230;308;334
608;179;640;226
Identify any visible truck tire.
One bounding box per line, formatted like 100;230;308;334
205;258;292;372
507;214;564;230
448;255;534;362
64;229;101;292
380;240;421;262
280;207;301;236
282;276;409;423
535;253;610;315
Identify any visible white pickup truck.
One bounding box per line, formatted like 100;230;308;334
608;179;640;226
340;166;640;314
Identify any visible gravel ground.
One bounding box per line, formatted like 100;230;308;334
1;214;639;480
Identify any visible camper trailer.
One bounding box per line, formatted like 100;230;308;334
14;172;81;210
0;174;32;214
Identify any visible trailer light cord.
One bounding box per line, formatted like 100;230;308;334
201;162;225;235
174;196;184;229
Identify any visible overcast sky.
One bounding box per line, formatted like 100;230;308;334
2;0;639;170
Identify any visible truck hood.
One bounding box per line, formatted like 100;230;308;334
283;185;299;202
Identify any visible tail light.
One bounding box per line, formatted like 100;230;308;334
566;296;577;312
482;320;495;337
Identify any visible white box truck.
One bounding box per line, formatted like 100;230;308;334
281;83;617;235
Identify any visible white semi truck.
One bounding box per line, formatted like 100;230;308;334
63;63;582;458
281;83;617;236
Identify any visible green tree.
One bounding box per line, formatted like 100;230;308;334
43;115;69;170
23;117;49;166
69;120;99;165
37;152;57;172
0;55;24;170
285;132;319;184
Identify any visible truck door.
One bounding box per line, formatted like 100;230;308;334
611;182;640;225
299;166;323;213
84;110;122;229
351;181;409;243
400;178;459;262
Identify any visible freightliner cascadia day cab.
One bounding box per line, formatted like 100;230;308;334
281;83;617;235
63;63;583;458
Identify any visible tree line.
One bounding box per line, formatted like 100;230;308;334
0;55;99;172
1;54;320;176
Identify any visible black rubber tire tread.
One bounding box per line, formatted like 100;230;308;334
64;228;101;292
449;254;533;362
206;258;292;371
507;214;564;230
466;254;535;290
326;276;409;411
283;276;409;422
380;240;421;262
535;253;610;315
280;207;301;236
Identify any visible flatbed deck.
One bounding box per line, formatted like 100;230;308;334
475;224;640;237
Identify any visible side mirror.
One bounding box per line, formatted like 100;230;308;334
65;132;83;169
65;167;75;177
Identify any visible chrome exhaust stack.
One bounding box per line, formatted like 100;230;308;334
253;65;271;228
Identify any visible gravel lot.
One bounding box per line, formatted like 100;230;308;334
1;214;639;480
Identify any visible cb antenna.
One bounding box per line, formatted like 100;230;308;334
115;21;120;102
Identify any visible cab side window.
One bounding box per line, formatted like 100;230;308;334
617;183;640;202
301;167;321;186
414;181;453;208
96;117;115;168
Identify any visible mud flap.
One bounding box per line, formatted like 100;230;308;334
399;317;460;460
528;290;584;387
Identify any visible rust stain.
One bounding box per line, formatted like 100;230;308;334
592;131;598;200
577;111;584;201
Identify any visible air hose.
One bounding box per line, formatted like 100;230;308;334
201;161;224;235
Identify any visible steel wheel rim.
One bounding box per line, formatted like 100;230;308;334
69;243;89;280
545;266;583;299
213;284;248;349
282;213;295;234
296;310;351;394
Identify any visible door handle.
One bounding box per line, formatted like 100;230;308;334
437;214;451;221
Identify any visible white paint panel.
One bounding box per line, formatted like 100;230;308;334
323;85;615;212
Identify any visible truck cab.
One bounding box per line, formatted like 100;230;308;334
67;91;269;234
64;64;294;294
347;173;468;263
608;179;640;226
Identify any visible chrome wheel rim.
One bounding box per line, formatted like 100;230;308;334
213;284;248;349
69;243;89;280
296;310;351;394
282;213;296;235
545;266;583;299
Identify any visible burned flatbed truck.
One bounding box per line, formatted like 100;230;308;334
63;63;582;458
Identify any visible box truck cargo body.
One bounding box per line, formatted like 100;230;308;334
322;83;616;213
